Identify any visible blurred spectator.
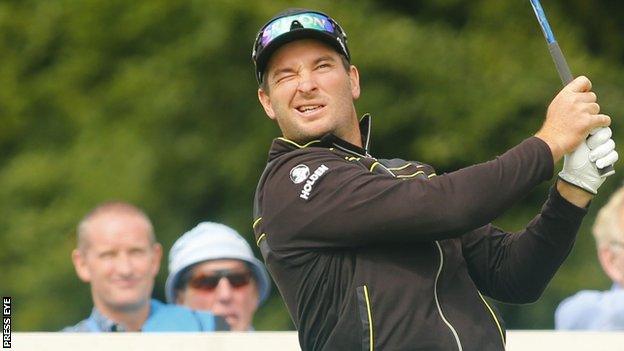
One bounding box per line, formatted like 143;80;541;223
166;222;271;331
555;188;624;330
64;202;228;332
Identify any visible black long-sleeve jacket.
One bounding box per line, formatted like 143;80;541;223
253;116;587;351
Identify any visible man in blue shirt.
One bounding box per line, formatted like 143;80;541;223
64;202;228;332
555;188;624;330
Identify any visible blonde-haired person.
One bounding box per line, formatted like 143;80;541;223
555;188;624;330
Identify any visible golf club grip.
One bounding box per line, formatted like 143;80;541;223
548;42;573;84
548;42;615;177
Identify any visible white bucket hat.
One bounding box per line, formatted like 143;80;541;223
165;222;271;304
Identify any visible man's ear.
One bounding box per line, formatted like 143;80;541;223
175;291;186;305
251;280;261;309
598;246;624;284
151;243;163;277
258;88;276;120
349;65;361;100
72;249;91;283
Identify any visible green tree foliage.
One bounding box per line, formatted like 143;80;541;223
1;0;623;331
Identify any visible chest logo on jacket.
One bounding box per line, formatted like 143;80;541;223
290;164;310;184
300;164;329;200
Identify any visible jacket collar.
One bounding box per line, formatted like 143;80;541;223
268;114;372;161
88;305;126;332
87;299;158;332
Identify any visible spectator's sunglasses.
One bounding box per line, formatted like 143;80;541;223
188;269;252;291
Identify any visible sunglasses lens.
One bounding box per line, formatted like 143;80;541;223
189;271;251;291
226;272;251;288
259;13;336;51
189;276;220;290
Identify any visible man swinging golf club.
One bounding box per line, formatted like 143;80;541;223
251;8;618;351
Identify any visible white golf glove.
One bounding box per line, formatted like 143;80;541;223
558;127;618;194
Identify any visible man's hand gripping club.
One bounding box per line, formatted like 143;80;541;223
535;76;618;197
559;127;617;194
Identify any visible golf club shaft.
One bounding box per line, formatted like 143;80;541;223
530;0;614;177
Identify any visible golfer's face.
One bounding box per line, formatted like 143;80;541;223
258;39;361;145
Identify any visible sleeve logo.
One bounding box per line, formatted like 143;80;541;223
290;164;311;184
